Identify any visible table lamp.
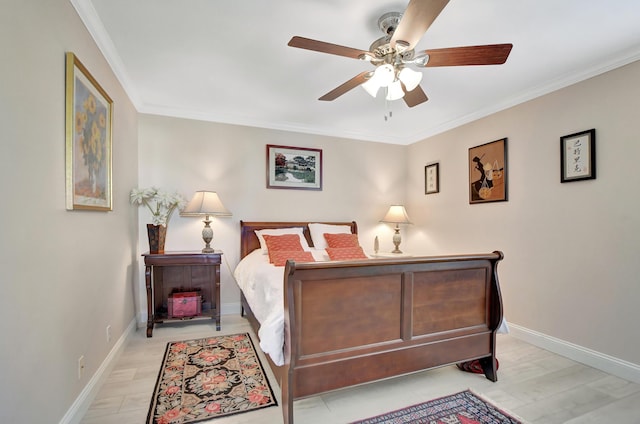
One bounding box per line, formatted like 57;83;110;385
182;191;232;253
380;205;412;254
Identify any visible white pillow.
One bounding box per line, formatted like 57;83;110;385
254;227;310;254
308;223;352;249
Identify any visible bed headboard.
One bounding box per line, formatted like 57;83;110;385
239;221;358;259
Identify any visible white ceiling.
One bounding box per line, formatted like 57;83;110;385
72;0;640;145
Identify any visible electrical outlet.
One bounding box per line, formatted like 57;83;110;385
77;355;85;380
106;325;112;343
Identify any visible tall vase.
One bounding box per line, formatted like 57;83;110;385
147;224;167;254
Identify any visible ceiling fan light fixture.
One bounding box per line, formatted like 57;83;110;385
398;67;422;91
374;63;395;87
361;75;381;97
386;80;405;101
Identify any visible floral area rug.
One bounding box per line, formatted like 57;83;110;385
350;390;523;424
147;333;277;424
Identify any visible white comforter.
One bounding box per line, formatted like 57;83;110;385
233;249;509;366
233;249;329;366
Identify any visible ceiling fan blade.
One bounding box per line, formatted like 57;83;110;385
391;0;450;49
421;44;513;67
288;36;370;60
402;84;428;107
318;71;370;101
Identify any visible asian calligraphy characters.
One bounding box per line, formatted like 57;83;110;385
561;129;596;182
567;137;588;176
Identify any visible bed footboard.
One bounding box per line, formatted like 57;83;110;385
280;251;504;424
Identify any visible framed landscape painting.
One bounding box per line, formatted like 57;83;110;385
65;52;113;211
468;138;508;204
266;144;322;190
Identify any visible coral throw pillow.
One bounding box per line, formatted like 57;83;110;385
263;234;305;253
324;233;360;248
326;246;368;261
269;250;315;266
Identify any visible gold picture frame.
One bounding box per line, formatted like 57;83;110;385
65;52;113;211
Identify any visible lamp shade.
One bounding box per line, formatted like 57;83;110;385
398;67;422;91
361;73;381;97
386;80;405;101
374;64;395;87
182;191;231;217
380;205;412;224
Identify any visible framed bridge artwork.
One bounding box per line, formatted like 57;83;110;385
266;144;322;190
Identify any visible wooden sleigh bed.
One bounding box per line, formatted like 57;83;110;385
238;221;504;424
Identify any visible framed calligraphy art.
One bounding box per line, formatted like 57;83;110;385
425;162;439;194
560;129;596;183
266;145;322;190
468;138;508;204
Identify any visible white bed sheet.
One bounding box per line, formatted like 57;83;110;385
233;249;509;366
233;249;328;366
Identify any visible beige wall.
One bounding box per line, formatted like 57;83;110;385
406;60;640;366
0;1;139;423
135;115;408;316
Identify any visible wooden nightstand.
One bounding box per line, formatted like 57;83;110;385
143;251;222;337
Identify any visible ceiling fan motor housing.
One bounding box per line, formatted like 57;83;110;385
370;12;415;62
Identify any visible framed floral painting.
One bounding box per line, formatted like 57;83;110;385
65;52;113;211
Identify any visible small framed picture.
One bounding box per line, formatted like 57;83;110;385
468;138;508;204
560;129;596;183
425;163;439;194
266;145;322;190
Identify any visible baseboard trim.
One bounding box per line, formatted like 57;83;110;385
59;318;137;424
508;323;640;384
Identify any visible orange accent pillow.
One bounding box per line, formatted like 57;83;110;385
324;233;360;248
263;234;305;252
326;246;368;261
268;250;315;266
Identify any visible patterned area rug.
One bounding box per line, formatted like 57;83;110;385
350;390;522;424
147;333;277;424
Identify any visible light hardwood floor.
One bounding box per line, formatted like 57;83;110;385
81;315;640;424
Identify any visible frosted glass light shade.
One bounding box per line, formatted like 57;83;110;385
398;67;422;91
374;64;395;87
386;80;405;101
361;74;380;97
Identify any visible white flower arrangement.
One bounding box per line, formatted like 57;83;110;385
130;187;187;226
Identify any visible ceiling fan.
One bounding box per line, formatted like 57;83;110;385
288;0;513;108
